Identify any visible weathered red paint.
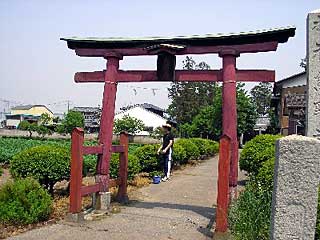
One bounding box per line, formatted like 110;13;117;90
83;145;103;155
220;52;239;199
81;184;101;197
69;127;130;213
75;41;278;57
97;57;120;192
216;135;231;232
70;128;84;213
75;69;275;83
116;132;129;202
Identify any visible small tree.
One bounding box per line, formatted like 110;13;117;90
18;121;37;138
113;115;145;135
250;82;273;116
56;111;84;134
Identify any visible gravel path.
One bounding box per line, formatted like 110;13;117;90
9;155;236;240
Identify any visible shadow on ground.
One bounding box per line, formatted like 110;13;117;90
128;200;216;238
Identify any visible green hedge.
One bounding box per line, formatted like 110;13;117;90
133;144;161;172
10;145;70;194
175;139;200;161
239;134;282;176
110;153;141;180
230;134;320;239
0;178;52;224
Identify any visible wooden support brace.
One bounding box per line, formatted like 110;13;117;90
116;132;129;203
69;128;84;213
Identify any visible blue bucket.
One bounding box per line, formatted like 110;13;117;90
153;176;161;184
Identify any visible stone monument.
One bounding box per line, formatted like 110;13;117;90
306;9;320;139
270;9;320;239
270;135;320;239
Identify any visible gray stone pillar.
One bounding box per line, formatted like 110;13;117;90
306;9;320;138
270;135;320;240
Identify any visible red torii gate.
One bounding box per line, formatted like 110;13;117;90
61;26;295;232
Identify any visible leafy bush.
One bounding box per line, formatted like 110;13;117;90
110;153;141;180
0;167;2;176
189;138;208;155
133;144;161;172
239;134;281;176
10;145;70;194
56;110;84;134
232;134;320;239
175;139;200;161
113;114;145;135
172;143;187;165
229;183;272;240
0;178;52;224
203;139;219;156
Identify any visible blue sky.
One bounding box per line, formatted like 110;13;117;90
0;0;319;113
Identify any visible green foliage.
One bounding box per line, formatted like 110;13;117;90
18;121;37;138
0;178;52;225
172;143;187;165
35;125;53;138
229;183;272;240
113;115;145;135
239;134;282;176
149;126;163;139
231;134;320;239
56;110;84;134
0;167;2;176
110;153;141;180
175;139;200;161
133;144;161;172
0;137;70;164
250;82;272;116
10;145;70;194
167;56;216;125
177;83;257;140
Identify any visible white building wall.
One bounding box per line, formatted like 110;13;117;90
114;107;167;135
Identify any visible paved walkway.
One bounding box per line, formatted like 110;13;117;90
9;156;226;240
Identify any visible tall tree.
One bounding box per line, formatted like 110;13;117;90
167;57;216;124
250;82;273;116
185;83;257;140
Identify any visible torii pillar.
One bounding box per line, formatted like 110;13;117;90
219;50;239;198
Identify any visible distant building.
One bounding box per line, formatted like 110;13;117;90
272;71;306;135
5;105;53;129
72;107;101;133
115;104;167;135
120;103;165;117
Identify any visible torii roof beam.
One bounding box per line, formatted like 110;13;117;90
74;69;275;83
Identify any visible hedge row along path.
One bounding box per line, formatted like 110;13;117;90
8;156;243;240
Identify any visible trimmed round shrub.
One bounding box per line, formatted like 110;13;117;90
203;139;219;156
239;134;281;176
0;178;52;224
110;153;141;180
83;155;97;176
10;145;70;194
189;138;208;155
175;139;200;161
133;144;161;172
172;143;187;165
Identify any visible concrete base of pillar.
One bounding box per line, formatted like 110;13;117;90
66;212;85;223
95;192;111;210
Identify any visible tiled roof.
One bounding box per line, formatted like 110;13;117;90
61;26;296;49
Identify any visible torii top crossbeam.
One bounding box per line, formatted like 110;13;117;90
61;27;295;232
